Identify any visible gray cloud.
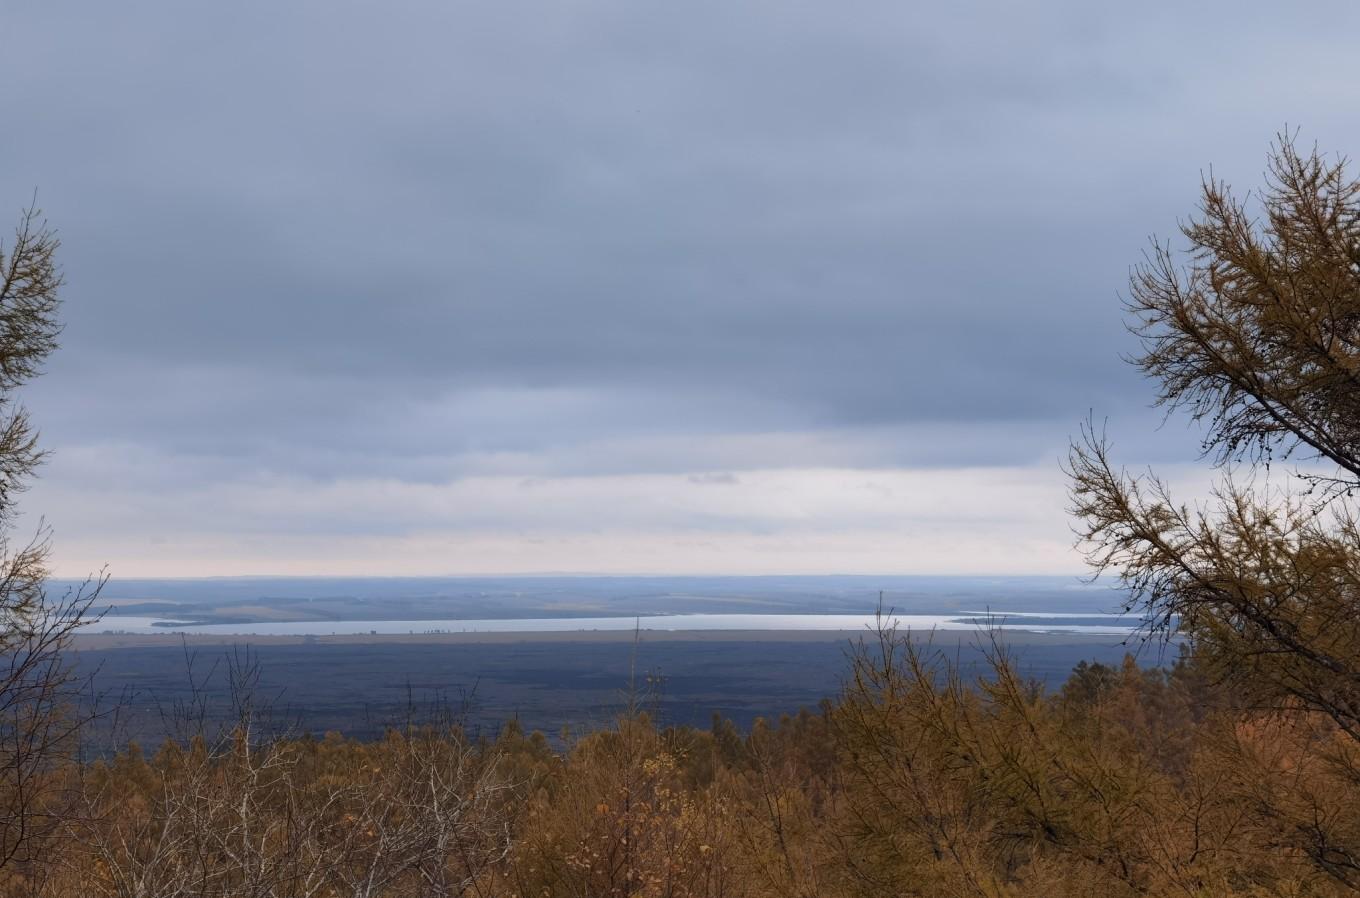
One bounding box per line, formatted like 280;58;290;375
2;0;1359;572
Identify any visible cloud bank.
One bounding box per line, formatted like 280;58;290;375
2;0;1357;575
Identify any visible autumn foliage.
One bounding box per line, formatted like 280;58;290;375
0;634;1347;898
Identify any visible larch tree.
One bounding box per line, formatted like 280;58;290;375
1068;136;1360;888
0;204;100;880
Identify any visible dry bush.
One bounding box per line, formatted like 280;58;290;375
55;653;517;898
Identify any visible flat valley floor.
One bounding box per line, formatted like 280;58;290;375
71;629;1149;746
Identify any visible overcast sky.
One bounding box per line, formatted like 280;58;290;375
2;1;1358;577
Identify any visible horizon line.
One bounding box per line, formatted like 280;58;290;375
49;571;1096;582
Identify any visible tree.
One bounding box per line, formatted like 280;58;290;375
1068;136;1360;889
0;204;99;884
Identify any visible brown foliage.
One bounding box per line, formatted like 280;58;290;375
1068;135;1360;892
21;635;1359;898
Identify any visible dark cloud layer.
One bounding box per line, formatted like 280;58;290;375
1;1;1358;572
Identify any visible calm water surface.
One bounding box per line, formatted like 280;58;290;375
90;612;1136;637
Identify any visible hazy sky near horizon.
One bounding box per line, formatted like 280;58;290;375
2;1;1358;577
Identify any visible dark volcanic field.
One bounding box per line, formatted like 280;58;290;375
71;636;1142;747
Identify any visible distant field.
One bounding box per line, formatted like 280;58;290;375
70;630;1147;747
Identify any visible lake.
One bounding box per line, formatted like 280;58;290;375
90;611;1136;637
